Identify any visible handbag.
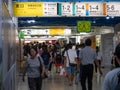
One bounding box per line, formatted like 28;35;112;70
38;57;43;73
67;51;76;67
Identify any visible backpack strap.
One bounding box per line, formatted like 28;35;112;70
38;57;42;74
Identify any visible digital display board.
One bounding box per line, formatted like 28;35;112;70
77;21;91;33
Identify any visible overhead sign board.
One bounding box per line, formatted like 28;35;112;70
13;2;120;17
106;2;120;16
77;21;91;33
43;2;57;16
21;29;49;35
58;3;73;16
13;2;43;17
50;29;64;35
75;3;86;16
87;2;104;16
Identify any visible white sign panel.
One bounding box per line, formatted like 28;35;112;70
75;3;86;16
64;29;71;35
87;2;103;16
106;2;120;16
21;29;49;35
61;3;73;16
43;2;57;16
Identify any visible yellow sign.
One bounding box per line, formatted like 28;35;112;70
13;2;43;16
77;21;91;33
50;29;64;35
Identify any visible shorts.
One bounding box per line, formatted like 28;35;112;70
66;66;76;75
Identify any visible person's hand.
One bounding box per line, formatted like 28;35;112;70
99;69;103;76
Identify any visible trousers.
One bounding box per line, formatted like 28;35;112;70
81;64;94;90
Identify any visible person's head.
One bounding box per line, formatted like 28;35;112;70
29;46;38;58
42;46;48;53
96;46;99;52
68;43;72;49
85;38;92;46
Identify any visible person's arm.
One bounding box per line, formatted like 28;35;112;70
22;60;28;82
95;60;103;75
22;67;27;82
63;51;67;68
39;56;45;76
75;57;80;72
63;56;67;68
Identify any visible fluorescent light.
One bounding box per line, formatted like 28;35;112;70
106;16;110;19
80;32;87;34
27;20;36;23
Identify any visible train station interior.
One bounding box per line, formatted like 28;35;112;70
0;0;120;90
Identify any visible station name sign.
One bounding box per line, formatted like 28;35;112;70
13;2;120;17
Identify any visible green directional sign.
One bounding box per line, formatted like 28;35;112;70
19;31;25;39
77;21;91;33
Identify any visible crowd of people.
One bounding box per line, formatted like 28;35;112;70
22;39;120;90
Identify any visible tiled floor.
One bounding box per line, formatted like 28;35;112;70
18;67;110;90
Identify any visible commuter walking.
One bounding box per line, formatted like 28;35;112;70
64;43;79;86
41;46;51;77
94;46;103;74
22;46;45;90
102;43;120;90
79;38;102;90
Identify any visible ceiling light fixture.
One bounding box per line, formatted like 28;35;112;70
106;15;110;19
27;20;36;23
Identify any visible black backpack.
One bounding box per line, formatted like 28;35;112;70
115;72;120;90
56;52;62;63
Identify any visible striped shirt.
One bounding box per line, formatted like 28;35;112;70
25;55;43;78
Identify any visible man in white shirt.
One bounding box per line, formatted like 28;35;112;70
64;43;78;86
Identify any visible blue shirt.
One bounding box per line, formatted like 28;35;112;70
79;46;97;65
102;68;120;90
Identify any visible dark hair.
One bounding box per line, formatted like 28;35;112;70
85;38;91;46
29;45;38;56
68;43;72;49
115;43;120;59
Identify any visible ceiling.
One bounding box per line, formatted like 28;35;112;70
14;0;120;2
18;16;120;27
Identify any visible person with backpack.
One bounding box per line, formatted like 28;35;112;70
55;51;63;73
102;43;120;90
41;46;51;77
